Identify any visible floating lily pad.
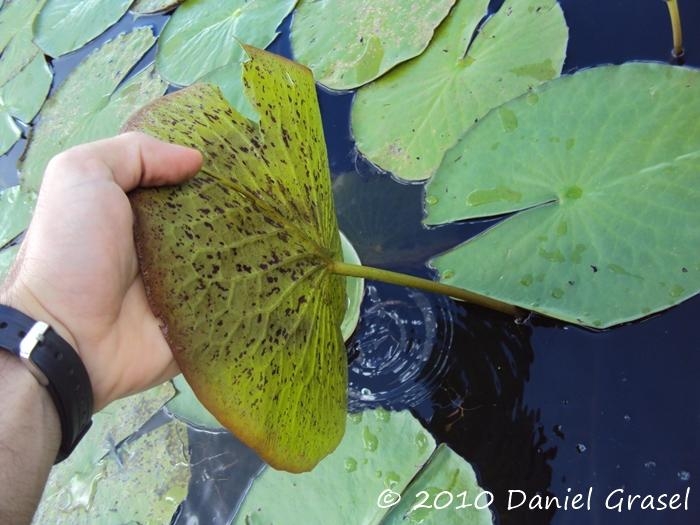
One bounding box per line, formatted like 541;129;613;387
156;0;296;87
0;0;51;154
34;382;178;523
33;0;133;57
234;410;492;525
340;231;364;340
425;63;700;329
127;47;347;473
35;419;190;524
131;0;183;15
167;374;225;430
19;28;165;192
198;58;258;121
233;410;435;524
0;185;34;247
290;0;455;90
384;445;493;525
352;0;568;181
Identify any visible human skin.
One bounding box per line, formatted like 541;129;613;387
0;132;202;524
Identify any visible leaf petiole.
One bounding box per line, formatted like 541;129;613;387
665;0;684;62
329;260;524;317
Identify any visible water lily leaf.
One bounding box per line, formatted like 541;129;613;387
290;0;455;90
166;233;362;431
425;63;700;329
167;374;225;430
352;0;568;181
340;232;363;341
198;58;258;121
33;0;133;57
127;46;347;473
0;0;51;154
35;419;190;524
156;0;296;87
19;28;166;192
34;383;177;523
234;410;492;525
233;410;437;524
0;0;44;52
131;0;183;15
383;445;493;525
0;185;34;245
0;185;31;279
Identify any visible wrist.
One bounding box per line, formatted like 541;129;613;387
0;279;79;354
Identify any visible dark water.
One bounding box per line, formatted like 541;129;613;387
2;1;698;524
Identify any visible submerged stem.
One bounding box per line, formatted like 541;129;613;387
665;0;684;61
329;260;524;318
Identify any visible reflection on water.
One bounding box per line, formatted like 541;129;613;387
347;283;453;410
421;306;555;525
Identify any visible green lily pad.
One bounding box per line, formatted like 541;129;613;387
198;58;258;121
425;63;700;329
131;0;183;15
19;27;166;192
352;0;568;181
167;374;224;430
0;0;44;52
0;185;34;247
33;0;133;58
233;410;436;524
35;419;190;524
156;0;296;87
384;445;493;525
340;231;363;341
0;0;51;154
0;184;34;279
290;0;455;90
127;47;347;473
34;382;178;523
234;410;492;525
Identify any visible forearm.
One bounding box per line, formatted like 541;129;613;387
0;352;60;525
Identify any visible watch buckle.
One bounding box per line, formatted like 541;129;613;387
19;321;50;386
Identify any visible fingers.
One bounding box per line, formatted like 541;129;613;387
46;132;203;192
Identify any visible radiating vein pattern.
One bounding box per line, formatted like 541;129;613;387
128;48;347;472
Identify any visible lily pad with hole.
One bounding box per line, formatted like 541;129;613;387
233;410;492;525
131;0;183;15
19;28;166;192
156;0;296;87
352;0;568;181
425;63;700;329
126;47;347;473
290;0;455;90
33;0;133;58
0;0;51;154
34;382;178;523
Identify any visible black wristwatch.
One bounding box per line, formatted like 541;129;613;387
0;304;93;463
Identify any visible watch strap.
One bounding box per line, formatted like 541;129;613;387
0;304;93;462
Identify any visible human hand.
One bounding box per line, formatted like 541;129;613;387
1;132;202;411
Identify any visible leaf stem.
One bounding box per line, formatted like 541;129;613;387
665;0;684;62
329;261;524;318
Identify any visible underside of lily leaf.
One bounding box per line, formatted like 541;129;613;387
126;46;347;473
